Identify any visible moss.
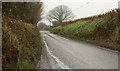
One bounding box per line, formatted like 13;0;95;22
17;59;33;69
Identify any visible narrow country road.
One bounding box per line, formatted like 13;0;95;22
37;31;118;69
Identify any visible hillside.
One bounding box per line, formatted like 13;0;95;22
51;9;120;50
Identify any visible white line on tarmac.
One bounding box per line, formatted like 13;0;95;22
43;34;70;69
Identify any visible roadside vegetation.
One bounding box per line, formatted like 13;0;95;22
0;22;1;46
51;9;120;50
2;2;43;69
37;22;52;31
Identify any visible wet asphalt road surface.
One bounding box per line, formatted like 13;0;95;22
38;31;118;69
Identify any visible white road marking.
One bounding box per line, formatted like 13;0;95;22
43;34;70;69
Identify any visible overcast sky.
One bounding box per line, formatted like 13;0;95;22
39;0;119;25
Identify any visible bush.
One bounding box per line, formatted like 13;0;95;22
2;15;42;69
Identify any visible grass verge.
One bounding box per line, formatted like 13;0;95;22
51;10;119;50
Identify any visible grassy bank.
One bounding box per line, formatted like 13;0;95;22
2;14;42;69
51;9;119;50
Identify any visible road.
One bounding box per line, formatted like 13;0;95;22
37;31;118;69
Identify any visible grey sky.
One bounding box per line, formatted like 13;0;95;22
40;0;119;25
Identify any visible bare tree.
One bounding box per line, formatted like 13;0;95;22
47;5;74;25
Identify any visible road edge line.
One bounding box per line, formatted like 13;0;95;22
43;35;70;69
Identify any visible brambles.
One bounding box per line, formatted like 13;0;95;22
2;2;43;69
2;11;42;69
